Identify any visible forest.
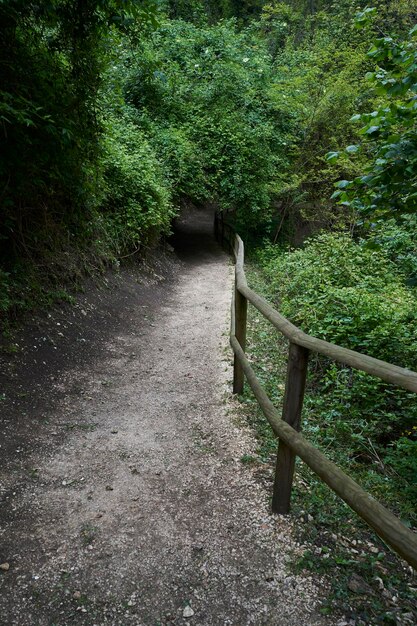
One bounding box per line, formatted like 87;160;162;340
1;0;417;622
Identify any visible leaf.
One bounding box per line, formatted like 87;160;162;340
335;180;351;189
326;151;339;163
354;6;377;29
363;125;380;135
345;145;359;154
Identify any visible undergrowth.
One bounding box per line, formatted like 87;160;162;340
239;258;417;626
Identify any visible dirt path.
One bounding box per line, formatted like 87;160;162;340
0;209;335;625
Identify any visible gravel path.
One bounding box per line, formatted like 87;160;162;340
0;208;336;625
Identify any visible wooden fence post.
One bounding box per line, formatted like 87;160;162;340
272;342;309;513
233;286;247;395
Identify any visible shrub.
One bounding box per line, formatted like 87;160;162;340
256;232;417;511
101;112;174;254
258;233;417;365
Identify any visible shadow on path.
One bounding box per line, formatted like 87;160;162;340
0;206;331;626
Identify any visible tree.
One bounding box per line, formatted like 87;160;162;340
329;12;417;223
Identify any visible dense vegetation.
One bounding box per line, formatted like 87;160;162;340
2;1;416;313
1;0;417;622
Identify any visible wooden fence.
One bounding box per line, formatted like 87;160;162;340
214;211;417;571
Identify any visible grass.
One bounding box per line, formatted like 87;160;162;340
80;523;98;546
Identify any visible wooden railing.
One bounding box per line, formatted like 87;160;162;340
214;211;417;570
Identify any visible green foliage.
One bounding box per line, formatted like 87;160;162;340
330;17;417;222
124;18;284;237
0;0;153;248
366;215;417;284
385;437;417;502
251;1;374;235
151;125;207;203
243;240;417;623
259;233;417;361
0;0;169;322
255;232;417;514
249;1;416;239
101;111;174;253
162;0;265;24
2;0;415;323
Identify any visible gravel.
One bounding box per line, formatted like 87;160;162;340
0;207;336;625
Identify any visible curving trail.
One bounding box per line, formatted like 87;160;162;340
0;208;334;625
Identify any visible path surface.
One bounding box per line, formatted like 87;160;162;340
0;209;334;625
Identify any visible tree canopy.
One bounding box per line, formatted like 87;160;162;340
1;1;416;319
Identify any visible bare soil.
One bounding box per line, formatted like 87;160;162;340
0;208;336;625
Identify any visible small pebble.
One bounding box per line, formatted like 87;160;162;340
183;605;194;618
0;563;10;571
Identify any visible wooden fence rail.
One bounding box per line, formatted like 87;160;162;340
214;211;417;571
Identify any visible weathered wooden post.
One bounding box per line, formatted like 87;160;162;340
233;285;247;395
272;342;309;513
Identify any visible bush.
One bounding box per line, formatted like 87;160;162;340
101;112;174;254
124;17;283;236
258;233;417;364
256;232;417;512
367;215;417;285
